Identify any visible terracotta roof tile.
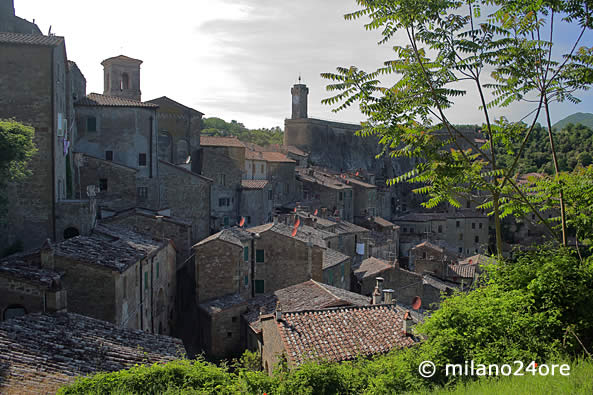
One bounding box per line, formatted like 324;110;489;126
0;32;64;46
200;136;245;148
75;93;158;108
0;313;182;394
276;305;415;365
260;151;295;163
241;179;269;189
193;227;252;248
447;263;476;279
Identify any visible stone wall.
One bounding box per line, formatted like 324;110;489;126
55;199;97;241
195;239;248;303
0;277;45;320
260;315;288;372
158;161;211;243
322;258;351;290
0;42;68;251
199;303;249;359
252;231;323;294
267;162;298;207
240;186;273;227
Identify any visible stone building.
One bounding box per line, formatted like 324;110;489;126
346;176;378;222
200;136;245;231
262;151;298;207
240;180;273;226
74;93;161;208
322;248;351;290
0;312;183;394
0;0;40;34
147;96;203;171
49;224;176;334
0;244;67;321
197;279;369;360
260;304;416;372
267;144;309;167
0;32;93;251
296;168;354;221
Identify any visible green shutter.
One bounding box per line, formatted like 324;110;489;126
256;249;264;263
244;275;249;286
255;280;264;294
244;246;249;261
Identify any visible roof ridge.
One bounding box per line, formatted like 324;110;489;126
311;280;344;304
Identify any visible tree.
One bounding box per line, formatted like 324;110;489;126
0;119;36;221
322;0;593;255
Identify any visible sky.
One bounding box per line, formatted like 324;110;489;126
15;0;593;130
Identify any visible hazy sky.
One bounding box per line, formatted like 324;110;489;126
15;0;593;129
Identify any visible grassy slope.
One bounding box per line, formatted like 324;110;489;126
552;112;593;130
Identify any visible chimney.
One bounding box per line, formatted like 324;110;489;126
275;302;282;321
273;215;278;225
403;311;414;335
372;285;381;305
40;239;54;270
383;289;394;304
376;276;384;295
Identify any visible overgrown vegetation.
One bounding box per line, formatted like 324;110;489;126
60;246;593;394
0;119;36;223
202;117;284;146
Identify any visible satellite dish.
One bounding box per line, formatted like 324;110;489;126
239;217;245;227
412;296;422;310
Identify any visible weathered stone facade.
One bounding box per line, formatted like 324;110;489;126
240;180;273;226
0;0;41;34
147;96;203;170
297;168;354;221
0;33;73;251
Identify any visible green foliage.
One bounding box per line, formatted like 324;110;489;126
60;246;593;394
202;117;284;146
553;112;593;131
0;119;37;222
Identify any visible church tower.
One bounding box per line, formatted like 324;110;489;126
101;55;142;101
291;80;309;119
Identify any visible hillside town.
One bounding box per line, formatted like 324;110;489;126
0;1;581;393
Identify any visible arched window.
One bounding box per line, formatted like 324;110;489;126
63;227;80;240
121;73;129;90
3;305;27;321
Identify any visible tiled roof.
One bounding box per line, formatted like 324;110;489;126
393;212;448;222
248;223;328;248
285;145;308;157
296;168;352;190
200;136;245;148
323;249;350;270
54;224;165;273
423;273;458;291
0;313;182;394
241;179;269;189
146;96;204;115
372;216;396;228
447;263;476;279
458;254;496;266
344;177;376;189
413;240;444;253
332;220;370;234
353;257;394;280
274;305;415;365
75;93;158;108
0;32;64;46
245;149;265;160
193;227;252;248
0;254;61;290
240;280;370;333
101;54;143;65
260;151;295;163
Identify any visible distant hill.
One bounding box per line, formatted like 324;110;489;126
552;112;593;130
202;117;283;146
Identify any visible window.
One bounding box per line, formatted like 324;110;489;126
244;275;249;286
137;187;148;200
255;279;265;294
472;223;475;229
99;178;108;192
339;191;343;201
227;332;232;338
328;241;331;248
459;233;463;241
256;249;264;263
87;116;97;132
459;247;463;253
261;164;264;172
138;153;147;167
218;198;230;207
438;225;443;233
479;223;483;229
218;174;226;186
475;236;479;243
403;227;407;233
232;316;238;323
121;72;129;90
456;221;460;228
422;252;427;259
466;200;471;208
247;216;251;224
105;150;113;161
243;246;249;262
252;162;256;174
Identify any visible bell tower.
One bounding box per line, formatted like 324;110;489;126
101;55;142;101
291;78;309;119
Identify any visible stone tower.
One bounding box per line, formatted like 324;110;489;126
291;82;309;119
101;55;142;101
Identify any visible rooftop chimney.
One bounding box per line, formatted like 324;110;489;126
376;276;384;295
403;311;414;336
383;289;394;304
372;285;381;305
275;302;282;321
